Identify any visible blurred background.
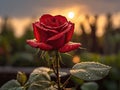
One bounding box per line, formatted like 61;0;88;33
0;0;120;90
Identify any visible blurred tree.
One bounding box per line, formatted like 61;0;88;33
15;24;33;52
114;28;120;54
103;14;115;55
89;15;99;53
0;17;34;66
80;19;89;50
79;15;100;53
0;17;15;65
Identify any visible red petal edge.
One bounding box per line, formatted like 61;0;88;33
66;23;74;43
59;42;81;53
26;39;52;50
26;39;40;48
33;23;41;42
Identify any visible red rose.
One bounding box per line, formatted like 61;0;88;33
27;14;81;53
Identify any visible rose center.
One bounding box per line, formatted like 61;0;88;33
52;18;56;23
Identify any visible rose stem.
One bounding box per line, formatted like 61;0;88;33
56;51;61;90
62;75;72;89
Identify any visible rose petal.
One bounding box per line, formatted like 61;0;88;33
36;22;59;34
38;43;53;50
35;23;59;40
34;22;59;43
33;22;49;42
26;39;53;50
33;22;41;42
48;30;58;34
54;15;67;25
66;23;74;43
35;22;49;31
40;22;68;30
59;42;81;53
40;14;53;25
47;22;72;41
47;30;59;38
35;21;53;32
40;14;68;28
47;36;65;49
26;39;40;48
40;14;59;27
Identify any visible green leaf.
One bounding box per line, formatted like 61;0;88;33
28;81;51;90
27;67;52;90
17;71;27;86
28;73;50;83
0;80;24;90
50;71;68;77
44;52;53;66
71;76;84;85
81;82;99;90
70;62;111;81
28;82;57;90
32;67;51;74
60;53;73;67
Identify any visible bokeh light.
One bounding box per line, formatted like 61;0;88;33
72;56;80;64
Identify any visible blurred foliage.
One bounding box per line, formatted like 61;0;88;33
81;82;99;90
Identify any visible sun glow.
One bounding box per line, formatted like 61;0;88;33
68;12;75;19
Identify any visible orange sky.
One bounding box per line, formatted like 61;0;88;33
0;13;120;38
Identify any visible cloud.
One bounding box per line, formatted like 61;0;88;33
0;0;120;17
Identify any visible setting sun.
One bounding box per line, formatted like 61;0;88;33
68;12;75;19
